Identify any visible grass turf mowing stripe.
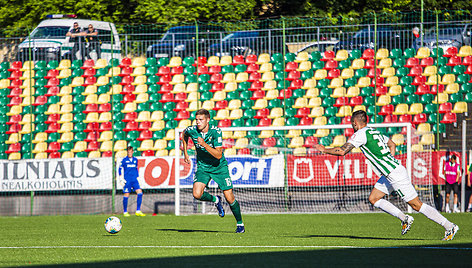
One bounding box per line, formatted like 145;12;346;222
1;246;471;250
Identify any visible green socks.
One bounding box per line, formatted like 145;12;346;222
199;192;217;202
230;200;243;224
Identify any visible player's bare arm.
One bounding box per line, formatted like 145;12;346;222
387;138;396;156
182;131;190;164
314;142;354;156
197;137;223;159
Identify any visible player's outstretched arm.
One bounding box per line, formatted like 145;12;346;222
314;142;354;156
182;131;191;164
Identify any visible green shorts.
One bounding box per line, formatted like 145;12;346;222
194;167;233;191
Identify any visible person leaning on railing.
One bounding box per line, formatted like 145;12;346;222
66;22;85;60
84;24;102;60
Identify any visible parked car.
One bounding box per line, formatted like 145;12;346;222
415;24;472;50
17;17;121;61
295;40;340;54
334;27;406;52
146;26;225;58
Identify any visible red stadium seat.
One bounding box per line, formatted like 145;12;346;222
174;92;187;102
378;104;394;115
408;66;423;76
119;67;133;77
286;71;300;81
412;113;427;124
123;112;137;122
9;79;22;89
171;66;183;75
98;103;111;113
327;69;340;79
158;84;173;93
324;60;338;70
441;112;457;124
102;151;113;157
214;100;228;110
142;150;155;157
344;128;354;138
6;143;21;154
6;124;21;134
174;101;189;112
231;55;245;66
246;63;259;73
123;121;138;132
405;57;419;68
465;65;472;75
175;110;190;121
85;141;100;152
399;114;412;123
45;78;60;88
119;75;134;86
45;114;60;124
209;73;223;83
341;116;351;125
159;92;174;103
85;122;99;132
8;61;22;71
278;89;293;99
82;68;96;78
374;86;388;96
438;102;452;114
285;62;298;72
7;87;21;98
99;122;112;132
208;65;221;75
138;121;152;131
430;84;445;94
249;81;263;91
411;75;426;86
196;65;210;75
444;47;458;57
157;74;172;85
245;55;258;65
415;84;430;95
45;86;60;96
210;82;224;92
46;142;61;153
218;119;232;128
383;114;397;123
248;72;261;82
367;68;381;78
361;49;375;60
295;107;310;118
238;148;251;155
121;93;135;104
251;90;265;100
7;114;21;125
263;137;276;147
83;76;97;86
121;84;135;94
85;132;99;142
45;69;59;79
257;117;272;127
303;136;318;147
8;70;22;80
119;57;132;68
363;59;376;69
446;56;461;67
299;116;313;126
334;97;349;107
322;50;335;61
7;96;21;107
194;56;207;66
462;56;472;66
254;108;270;119
349;96;363;106
137;130;153;141
288;79;303;90
81;59;95;69
420;57;434;68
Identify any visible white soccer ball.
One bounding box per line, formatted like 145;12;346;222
104;216;122;234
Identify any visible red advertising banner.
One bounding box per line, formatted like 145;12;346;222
287;152;462;186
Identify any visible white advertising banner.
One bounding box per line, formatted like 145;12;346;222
0;158;113;191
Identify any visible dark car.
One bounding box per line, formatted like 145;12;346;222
334;27;406;51
146;26;225;58
207;29;289;56
415;24;472;50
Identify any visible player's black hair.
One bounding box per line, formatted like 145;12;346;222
195;108;210;118
352;110;368;124
127;146;134;151
450;154;456;160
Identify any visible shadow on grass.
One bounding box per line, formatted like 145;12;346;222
156;228;234;234
27;243;472;268
290;234;426;241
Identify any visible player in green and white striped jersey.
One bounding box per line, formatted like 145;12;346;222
315;110;458;241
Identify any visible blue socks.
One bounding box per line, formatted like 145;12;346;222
123;196;128;213
137;193;143;211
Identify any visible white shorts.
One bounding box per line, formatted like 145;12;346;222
374;165;418;202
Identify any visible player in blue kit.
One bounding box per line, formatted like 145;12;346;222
119;146;146;217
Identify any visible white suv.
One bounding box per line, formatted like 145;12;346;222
17;18;121;61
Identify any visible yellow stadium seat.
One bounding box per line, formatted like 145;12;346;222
205;56;219;66
376;48;389;59
202;100;215;110
19;123;34;134
19;87;35;97
259;130;274;139
122;102;136;113
381;67;395;78
288;137;304;148
260;72;274;83
233;131;246;139
20;70;35;80
219;56;232;66
229;109;243;120
70;77;84;87
313;116;327;126
58;132;73;143
150;111;164;122
445;83;459;94
307;97;322;108
252;99;267;110
58;122;73;133
88;151;101;158
296;61;311;72
425;74;440;86
187;101;201;112
287;129;301;138
169;74;185;85
83;85;97;95
223;82;237;92
93;59;107;69
415;47;430;59
7;105;22;116
58;86;72;96
388;85;402;96
221;73;235;83
58;113;73;123
378;58;392;69
71;141;87;153
335;50;349;61
138;140;154;151
393;103;409;115
305;88;319;98
234;138;248;149
314;69;327;80
340;68;354;79
186;92;199;102
295;51;310;62
308;107;324;118
265;89;279;100
433;92;448;104
256;53;271;64
214;109;229;120
356;77;371;88
114;140;128;151
162;129;175;141
258;63;273;73
336;105;352;117
211;91;226;102
328;78;343;88
440;74;455;85
35;153;48;159
83;94;98;105
224;148;237;156
44;104;60;115
408;103;424;115
135;111;151;122
168;57;182;68
302;79;316;89
20;79;34;89
136;93;149;104
59;95;73;105
20;96;34;107
235;72;248;83
171;83;186;94
331;87;346;98
222;131;233;139
98;112;111;123
392;134;405;145
9;153;21;160
293;147;307;156
416;123;431;135
332;135;347;147
314;129;329;137
346;87;360;97
113;150;126;158
268;107;283;119
383;76;398;87
33;132;48;143
99;141;112;152
20;61;34;71
293;98;308;108
263;80;277;91
272;118;285;126
168;149;176;157
57;59;71;70
0;79;10;88
130;57;146;68
265;148;279;155
106;67;121;77
422;66;437;76
419;133;434;146
351;59;365;69
150;120;165;131
131;75;147;86
20;114;34;125
60;103;73;114
98;131;113;142
111;84;122;94
376;95;391;106
97;94;110;104
458;45;472;57
353;105;366;112
183;83;197;93
452;101;468;114
84;112;99;123
5;133;20;144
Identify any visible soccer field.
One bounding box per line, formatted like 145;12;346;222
0;213;471;267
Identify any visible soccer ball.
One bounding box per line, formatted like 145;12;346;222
104;216;122;234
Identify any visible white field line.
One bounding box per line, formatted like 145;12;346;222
0;245;471;250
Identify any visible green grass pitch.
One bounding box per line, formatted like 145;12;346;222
0;213;471;267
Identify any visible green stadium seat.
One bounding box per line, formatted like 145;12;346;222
391;95;404;106
465;92;472;103
369;114;384;123
457;74;470;84
321;97;335;108
325;107;337;117
319;136;332;146
403;48;416;58
431;47;444;58
46;132;60;143
436;57;448;67
389;48;403;59
366;105;376;116
424;103;437;114
59;142;74;152
338;60;351;70
286;117;299;126
427;113;442;124
420;94;433;104
392;58;405;69
285;53;296;62
270;53;283;63
245;118;258;127
310;51;322;61
311;60;325;71
285;107;297;118
354;68;368;79
349;49;362;60
406;94;419;104
449;93;463;103
432;123;446;133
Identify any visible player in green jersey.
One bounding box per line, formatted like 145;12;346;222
315;110;458;241
182;109;244;233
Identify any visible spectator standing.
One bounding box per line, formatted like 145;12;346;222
66;22;85;60
411;27;421;50
85;24;101;60
443;154;461;213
